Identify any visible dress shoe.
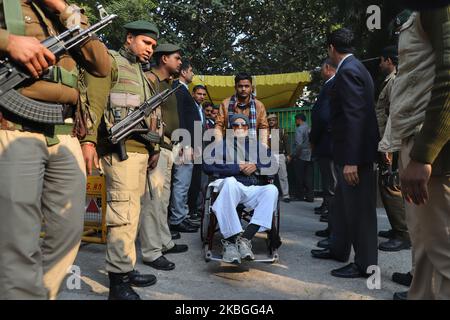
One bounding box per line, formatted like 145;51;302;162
378;229;395;239
379;238;411;252
128;269;157;287
144;256;175;271
315;208;328;215
185;218;201;227
164;244;188;254
319;214;329;223
282;197;291;203
392;272;413;287
171;230;181;240
311;248;344;261
170;221;198;233
317;238;331;249
331;263;369;278
188;212;202;221
314;204;325;211
393;291;408;300
315;228;330;238
108;272;141;300
304;197;314;203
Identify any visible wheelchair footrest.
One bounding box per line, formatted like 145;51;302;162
204;248;279;264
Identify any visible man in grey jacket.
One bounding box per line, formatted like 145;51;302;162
292;113;314;202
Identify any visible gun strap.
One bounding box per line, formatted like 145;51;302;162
30;1;56;36
2;0;26;35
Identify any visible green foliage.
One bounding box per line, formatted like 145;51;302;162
75;0;404;76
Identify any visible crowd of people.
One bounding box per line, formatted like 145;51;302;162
0;0;448;301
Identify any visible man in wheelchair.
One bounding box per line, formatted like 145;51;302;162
203;114;279;264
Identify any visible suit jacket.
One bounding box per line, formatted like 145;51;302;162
310;78;334;158
173;80;204;147
330;55;380;166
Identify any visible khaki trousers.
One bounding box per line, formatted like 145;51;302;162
139;148;174;262
0;130;85;300
102;152;148;274
277;154;290;198
399;137;450;300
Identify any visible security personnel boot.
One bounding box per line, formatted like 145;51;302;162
128;269;157;287
108;272;141;300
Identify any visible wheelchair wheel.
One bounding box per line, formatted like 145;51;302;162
200;187;212;243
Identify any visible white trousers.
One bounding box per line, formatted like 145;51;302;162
211;177;278;239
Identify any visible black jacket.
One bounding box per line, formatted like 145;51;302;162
310;77;334;158
330;55;380;166
173;80;204;147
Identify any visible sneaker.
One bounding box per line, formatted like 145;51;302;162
221;239;241;264
237;237;255;260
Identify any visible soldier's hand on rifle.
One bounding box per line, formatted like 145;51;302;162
6;35;56;79
81;142;99;176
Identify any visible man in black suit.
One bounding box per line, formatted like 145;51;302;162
312;28;380;279
310;59;337;241
169;59;204;232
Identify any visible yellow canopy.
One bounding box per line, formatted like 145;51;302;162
189;72;311;109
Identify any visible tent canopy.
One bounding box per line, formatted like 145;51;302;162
189;72;311;109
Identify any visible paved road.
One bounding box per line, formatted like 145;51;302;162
59;199;411;300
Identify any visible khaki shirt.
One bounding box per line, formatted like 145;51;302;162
146;68;179;146
375;71;396;137
215;96;269;145
0;0;110;106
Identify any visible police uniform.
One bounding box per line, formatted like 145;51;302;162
81;20;160;300
0;0;110;299
139;44;183;267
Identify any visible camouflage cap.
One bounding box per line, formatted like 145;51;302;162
123;20;159;40
154;43;181;54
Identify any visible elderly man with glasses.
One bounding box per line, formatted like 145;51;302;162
203;114;278;264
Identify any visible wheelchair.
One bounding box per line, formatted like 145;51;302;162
200;175;281;264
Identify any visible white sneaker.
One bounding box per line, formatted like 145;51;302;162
237;237;255;260
221;239;241;264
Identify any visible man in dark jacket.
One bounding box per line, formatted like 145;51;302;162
312;28;380;279
310;59;337;241
203;114;278;264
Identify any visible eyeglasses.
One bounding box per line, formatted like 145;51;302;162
231;123;248;128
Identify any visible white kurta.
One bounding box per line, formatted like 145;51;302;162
211;177;278;239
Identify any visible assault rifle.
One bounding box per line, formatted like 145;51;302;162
108;84;182;161
0;4;117;124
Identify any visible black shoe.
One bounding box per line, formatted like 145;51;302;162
187;212;201;221
393;291;408;300
282;198;291;203
315;228;330;238
164;244;188;254
185;218;201;227
170;221;198;233
315;208;328;215
108;272;141;300
378;229;395;239
128;270;157;287
304;198;314;203
317;238;331;249
171;230;181;240
379;238;411;252
144;256;175;271
331;263;368;278
319;214;329;223
392;272;413;287
311;248;345;262
314;204;325;211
